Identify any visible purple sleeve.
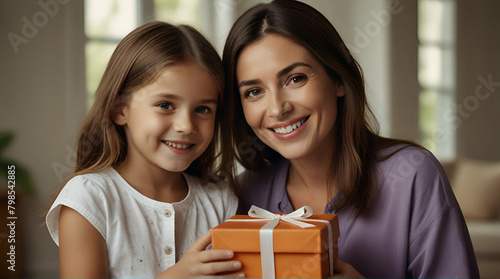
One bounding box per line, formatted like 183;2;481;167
408;206;479;278
403;150;479;278
375;147;479;278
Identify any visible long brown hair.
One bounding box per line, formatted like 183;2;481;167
223;0;418;217
49;21;232;208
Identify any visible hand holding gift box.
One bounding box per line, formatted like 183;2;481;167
212;206;340;278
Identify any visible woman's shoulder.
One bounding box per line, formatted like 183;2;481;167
377;144;453;201
377;144;444;178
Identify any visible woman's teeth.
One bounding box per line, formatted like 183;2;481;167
273;119;306;134
165;141;192;149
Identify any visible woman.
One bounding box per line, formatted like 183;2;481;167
223;0;479;278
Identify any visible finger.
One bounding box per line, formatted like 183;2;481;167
331;258;364;278
333;257;346;273
193;260;242;275
187;230;212;252
199;249;235;263
217;271;246;278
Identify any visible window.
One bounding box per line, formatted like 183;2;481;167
84;0;202;104
418;0;456;160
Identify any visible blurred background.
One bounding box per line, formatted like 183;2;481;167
1;0;499;277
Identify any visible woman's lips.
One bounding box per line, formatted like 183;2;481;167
269;116;309;140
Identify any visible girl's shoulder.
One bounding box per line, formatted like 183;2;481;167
46;169;119;245
63;168;121;195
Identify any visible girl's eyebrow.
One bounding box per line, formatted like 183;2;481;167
238;62;312;89
200;99;218;105
154;93;217;104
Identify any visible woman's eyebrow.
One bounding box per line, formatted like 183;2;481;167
238;62;312;89
276;62;312;79
238;79;260;89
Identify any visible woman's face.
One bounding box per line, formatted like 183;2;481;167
236;34;344;161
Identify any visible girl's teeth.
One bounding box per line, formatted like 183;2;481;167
165;141;192;149
273;119;305;134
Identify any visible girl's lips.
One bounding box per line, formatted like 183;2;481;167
269;116;309;140
161;140;195;154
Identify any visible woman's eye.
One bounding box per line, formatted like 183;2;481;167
157;102;173;110
244;88;262;98
285;74;307;87
195;106;212;114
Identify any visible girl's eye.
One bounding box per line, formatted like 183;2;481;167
244;88;262;98
195;106;212;114
157;102;173;110
285;74;307;88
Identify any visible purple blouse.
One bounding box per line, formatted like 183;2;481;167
238;146;479;278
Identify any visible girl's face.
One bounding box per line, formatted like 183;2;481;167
115;61;219;173
236;35;345;161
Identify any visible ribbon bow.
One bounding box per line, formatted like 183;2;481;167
248;205;315;228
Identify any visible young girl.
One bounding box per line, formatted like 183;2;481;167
46;21;243;278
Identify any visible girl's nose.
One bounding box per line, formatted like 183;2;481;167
173;111;196;134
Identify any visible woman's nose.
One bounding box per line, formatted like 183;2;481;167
266;90;292;118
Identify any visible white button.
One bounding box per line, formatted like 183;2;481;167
164;209;172;217
164;246;173;255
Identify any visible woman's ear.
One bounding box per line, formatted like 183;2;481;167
336;83;346;97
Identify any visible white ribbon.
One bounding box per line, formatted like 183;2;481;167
229;206;334;278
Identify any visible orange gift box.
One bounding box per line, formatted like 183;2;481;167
212;210;339;278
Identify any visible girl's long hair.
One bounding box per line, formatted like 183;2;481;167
223;0;419;217
49;21;232;209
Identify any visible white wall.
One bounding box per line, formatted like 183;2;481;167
456;1;500;161
0;0;86;277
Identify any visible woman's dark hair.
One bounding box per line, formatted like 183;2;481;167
223;0;418;217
